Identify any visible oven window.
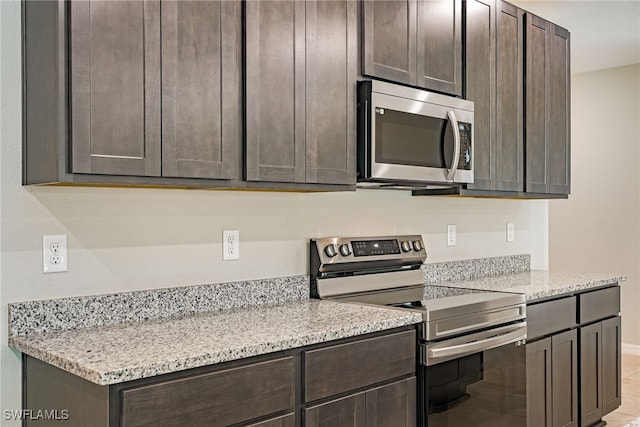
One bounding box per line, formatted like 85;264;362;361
426;344;526;427
374;108;451;168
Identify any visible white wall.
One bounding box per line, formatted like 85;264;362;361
0;0;549;422
549;64;640;348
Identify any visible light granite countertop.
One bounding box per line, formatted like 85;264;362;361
9;299;422;386
428;270;626;301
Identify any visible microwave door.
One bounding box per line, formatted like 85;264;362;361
370;93;452;184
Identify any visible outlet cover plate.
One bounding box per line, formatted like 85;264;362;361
223;230;240;261
447;225;456;247
43;234;68;273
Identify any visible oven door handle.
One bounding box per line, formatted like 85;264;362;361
446;110;461;182
426;324;527;363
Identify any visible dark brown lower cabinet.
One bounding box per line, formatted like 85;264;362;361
304;377;416;427
23;327;417;427
526;285;621;427
526;330;578;427
580;316;622;427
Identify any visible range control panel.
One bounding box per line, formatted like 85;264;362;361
311;235;427;266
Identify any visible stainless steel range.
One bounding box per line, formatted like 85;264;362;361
310;235;528;427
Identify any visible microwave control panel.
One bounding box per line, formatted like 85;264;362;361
459;122;472;170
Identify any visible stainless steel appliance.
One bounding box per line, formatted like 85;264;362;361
357;81;474;189
310;235;527;427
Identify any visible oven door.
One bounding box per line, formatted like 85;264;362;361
368;91;474;185
420;337;526;427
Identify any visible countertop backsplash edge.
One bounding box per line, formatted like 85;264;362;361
423;254;531;283
8;275;309;337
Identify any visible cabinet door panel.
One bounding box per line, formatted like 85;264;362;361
580;322;603;426
552;329;578;427
120;357;295;427
525;14;549;193
464;0;495;190
416;0;462;95
495;2;523;191
161;0;239;179
362;0;416;86
365;377;416;427
305;0;357;185
548;24;571;194
602;316;622;415
304;392;366;427
304;330;416;402
71;0;161;176
526;338;552;427
245;0;306;183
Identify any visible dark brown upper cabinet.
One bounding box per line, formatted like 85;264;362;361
160;1;240;180
71;0;240;180
244;0;358;185
525;13;571;195
362;0;463;96
24;0;242;186
464;0;524;192
69;1;162;177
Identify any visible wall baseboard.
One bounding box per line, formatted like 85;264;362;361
622;343;640;355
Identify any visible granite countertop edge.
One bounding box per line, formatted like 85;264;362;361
10;300;423;386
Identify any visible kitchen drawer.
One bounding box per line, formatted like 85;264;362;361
579;286;620;324
527;296;577;340
120;356;295;427
304;330;416;402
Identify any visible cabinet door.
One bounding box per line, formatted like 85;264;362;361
365;377;416;427
464;0;495;190
362;0;417;86
602;316;622;415
552;329;578;427
305;0;357;185
304;392;366;427
245;0;306;183
161;0;240;179
547;23;571;194
70;0;161;176
120;357;295;427
416;0;462;96
526;338;552;427
525;15;571;195
495;1;524;192
580;322;603;426
525;13;548;193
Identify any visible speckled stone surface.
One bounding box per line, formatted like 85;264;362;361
9;276;308;337
429;271;626;301
423;285;492;300
9;299;422;385
423;254;530;284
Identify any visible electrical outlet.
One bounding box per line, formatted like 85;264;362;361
507;223;515;242
223;230;240;261
43;235;68;273
447;225;456;247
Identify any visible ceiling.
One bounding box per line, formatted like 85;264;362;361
509;0;640;74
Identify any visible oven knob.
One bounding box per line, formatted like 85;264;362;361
401;241;412;252
324;244;338;258
339;244;352;257
412;240;423;252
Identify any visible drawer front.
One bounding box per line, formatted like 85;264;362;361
304;330;416;402
121;357;294;427
527;296;577;340
579;286;620;324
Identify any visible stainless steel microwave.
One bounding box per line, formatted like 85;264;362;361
357;80;474;188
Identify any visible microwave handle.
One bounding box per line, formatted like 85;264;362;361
446;111;461;182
